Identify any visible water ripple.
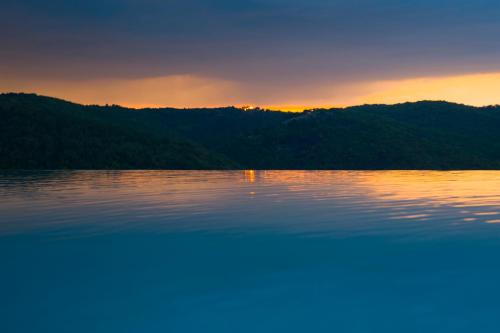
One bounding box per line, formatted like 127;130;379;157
2;170;500;238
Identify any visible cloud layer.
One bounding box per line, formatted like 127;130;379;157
2;0;500;108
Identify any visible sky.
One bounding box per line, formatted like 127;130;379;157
2;0;500;110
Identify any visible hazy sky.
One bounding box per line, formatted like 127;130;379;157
2;0;500;109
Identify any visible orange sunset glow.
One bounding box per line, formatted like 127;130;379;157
3;72;500;110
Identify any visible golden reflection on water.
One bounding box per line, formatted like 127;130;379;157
257;171;498;200
3;170;500;207
3;170;500;235
243;170;256;183
256;171;500;224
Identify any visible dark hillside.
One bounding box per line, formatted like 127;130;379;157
0;94;237;169
2;93;500;169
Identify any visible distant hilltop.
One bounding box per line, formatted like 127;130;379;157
2;93;500;170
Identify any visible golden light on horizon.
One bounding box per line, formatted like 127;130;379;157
4;72;500;110
240;105;257;111
356;72;500;107
265;72;500;111
264;105;333;112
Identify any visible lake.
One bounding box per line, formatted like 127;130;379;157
3;170;500;332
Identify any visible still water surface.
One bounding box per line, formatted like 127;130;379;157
3;171;500;332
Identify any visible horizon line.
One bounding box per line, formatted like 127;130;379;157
2;92;500;112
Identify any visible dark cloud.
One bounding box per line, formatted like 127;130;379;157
2;0;500;103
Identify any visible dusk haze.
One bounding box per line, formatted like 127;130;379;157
3;0;500;109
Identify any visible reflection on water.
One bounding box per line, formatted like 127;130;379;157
2;170;500;236
243;169;256;183
4;171;500;333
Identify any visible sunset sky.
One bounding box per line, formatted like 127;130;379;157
3;0;500;110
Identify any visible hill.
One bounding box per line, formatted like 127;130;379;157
2;93;500;169
0;94;237;169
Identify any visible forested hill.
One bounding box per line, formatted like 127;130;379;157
3;93;500;169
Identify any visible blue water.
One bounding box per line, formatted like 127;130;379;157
3;171;500;332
